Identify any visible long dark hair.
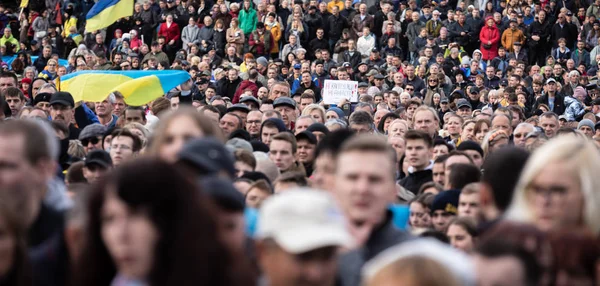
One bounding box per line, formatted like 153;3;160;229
73;158;254;286
377;112;400;134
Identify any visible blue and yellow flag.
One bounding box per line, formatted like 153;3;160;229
86;0;134;31
59;70;191;106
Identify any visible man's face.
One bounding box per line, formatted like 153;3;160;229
432;210;455;231
270;85;289;99
414;110;438;137
261;126;279;146
269;139;295;172
294;118;313;134
109;136;135;166
0;133;49;192
334;151;395;224
219;114;240;137
458;192;480;220
539;116;559;138
275;106;296;127
83;164;109;183
125;109;145;125
296;139;315;163
5;96;24;116
405;139;432;170
81;136;103;153
580;126;594;138
246;111;262;136
0;77;16;92
95;99;114;117
444;155;472;187
432;162;445;185
513;125;533;147
50;104;73;125
492;115;512;136
349;123;372;134
258;242;338;286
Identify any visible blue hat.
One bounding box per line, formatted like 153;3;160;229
328;107;345;118
431;190;460;214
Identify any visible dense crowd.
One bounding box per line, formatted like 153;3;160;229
0;0;600;285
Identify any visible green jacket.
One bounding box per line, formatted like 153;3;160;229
239;6;257;35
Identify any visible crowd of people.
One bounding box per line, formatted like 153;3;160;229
0;0;600;285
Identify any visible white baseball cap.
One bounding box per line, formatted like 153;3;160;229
255;189;353;254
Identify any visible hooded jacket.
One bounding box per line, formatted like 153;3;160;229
239;3;257;34
479;17;501;61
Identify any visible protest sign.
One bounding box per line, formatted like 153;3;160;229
322;80;358;105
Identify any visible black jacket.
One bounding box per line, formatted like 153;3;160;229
399;169;433;195
342;50;362;70
217;77;242;100
337;211;413;286
534;92;566;115
326;14;349;42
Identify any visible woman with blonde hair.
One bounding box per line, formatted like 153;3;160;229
506;136;600;236
301;104;326;124
147;107;221;163
388;119;409;138
124;122;151;149
480;129;509;157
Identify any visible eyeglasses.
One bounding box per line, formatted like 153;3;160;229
405;88;414;91
81;137;101;146
513;133;527;139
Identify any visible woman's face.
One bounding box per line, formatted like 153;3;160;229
475;123;489;143
409;202;431;228
526;162;583;232
310;110;324;123
389;122;407;138
383;117;395;133
325;110;339;120
159;115;204;163
460;122;476;142
446;116;462;136
433;144;449;159
101;192;158;280
447;224;475;253
245;188;271;209
0;215;15;278
433;94;441;105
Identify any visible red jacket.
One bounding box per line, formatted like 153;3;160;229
479;20;501;61
158;22;180;43
232;80;258;103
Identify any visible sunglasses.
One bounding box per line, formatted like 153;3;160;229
405;88;414;91
81;137;100;146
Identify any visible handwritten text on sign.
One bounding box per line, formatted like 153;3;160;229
322;80;358;105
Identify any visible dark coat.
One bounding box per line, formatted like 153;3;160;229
399;169;433;195
337;211;413;286
534;93;566;115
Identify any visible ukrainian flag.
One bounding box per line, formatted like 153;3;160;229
59;70;191;106
86;0;134;32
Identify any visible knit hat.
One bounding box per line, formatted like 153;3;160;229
306;123;330;135
573;86;587;99
327;107;345;118
430;190;460;214
457;140;484;157
256;56;268;67
578;119;595;132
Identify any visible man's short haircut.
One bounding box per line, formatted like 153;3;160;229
2;87;25;101
349;110;374;126
339;135;396;175
491;112;513;126
0;71;18;86
300;93;315;102
404;129;433;148
263;109;282;119
125;106;146;121
200;105;222;117
112;90;125;100
272;132;297;153
413;105;440;124
234;149;256;170
224;112;244;130
448;163;481;190
540;111;559;121
0;119;59;164
314;129;354;159
110;128;142;152
461;182;481;195
434;153;449;164
446;150;474;165
273;171;308;187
